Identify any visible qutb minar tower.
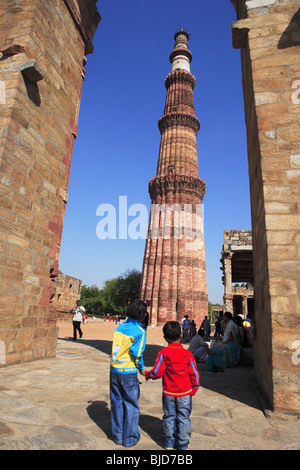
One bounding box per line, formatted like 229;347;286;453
140;29;208;326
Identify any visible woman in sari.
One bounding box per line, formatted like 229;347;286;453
206;312;240;372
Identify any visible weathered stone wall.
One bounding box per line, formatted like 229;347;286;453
0;0;99;365
53;272;82;321
231;0;300;412
223;229;252;252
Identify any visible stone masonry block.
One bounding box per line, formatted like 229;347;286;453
246;0;275;9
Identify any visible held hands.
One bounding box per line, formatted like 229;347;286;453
140;369;150;380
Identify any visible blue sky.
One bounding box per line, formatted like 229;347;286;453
58;0;251;304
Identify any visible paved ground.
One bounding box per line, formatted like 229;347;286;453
0;321;299;451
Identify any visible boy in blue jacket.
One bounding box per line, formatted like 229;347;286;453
110;299;147;447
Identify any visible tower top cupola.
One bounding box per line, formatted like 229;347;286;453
169;28;192;73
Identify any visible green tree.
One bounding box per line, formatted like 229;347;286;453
81;284;105;315
83;296;104;315
80;270;142;316
81;284;101;299
116;269;141;306
102;269;141;313
101;277;120;312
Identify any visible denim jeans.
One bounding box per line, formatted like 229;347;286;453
162;394;192;450
110;372;140;447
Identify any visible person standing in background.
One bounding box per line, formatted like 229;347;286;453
70;300;85;340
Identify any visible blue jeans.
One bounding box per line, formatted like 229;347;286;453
110;372;140;447
162;394;192;450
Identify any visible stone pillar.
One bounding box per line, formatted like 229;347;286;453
231;0;300;413
242;296;248;317
140;30;208;326
223;253;233;313
0;0;100;365
224;254;233;294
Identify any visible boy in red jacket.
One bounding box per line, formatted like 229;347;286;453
145;321;200;450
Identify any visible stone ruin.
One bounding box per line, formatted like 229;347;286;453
53;272;82;322
221;230;254;318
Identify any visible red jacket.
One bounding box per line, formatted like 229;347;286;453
145;343;200;397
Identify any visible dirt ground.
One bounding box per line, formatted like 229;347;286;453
57;319;168;346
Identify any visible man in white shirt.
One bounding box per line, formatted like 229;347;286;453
70;300;85;340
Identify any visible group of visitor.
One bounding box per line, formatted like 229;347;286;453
181;314;212;342
180;311;253;373
206;311;241;372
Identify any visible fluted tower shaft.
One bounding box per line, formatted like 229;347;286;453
140;30;208;326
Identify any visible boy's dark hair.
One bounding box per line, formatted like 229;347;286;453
198;328;204;337
126;299;147;321
163;321;181;341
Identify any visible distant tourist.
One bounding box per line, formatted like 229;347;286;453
201;316;211;339
70;300;85;340
181;315;191;342
189;320;197;340
214;316;222;339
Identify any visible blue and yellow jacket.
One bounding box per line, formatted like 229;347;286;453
110;318;146;374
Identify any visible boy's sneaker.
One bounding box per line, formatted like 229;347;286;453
163;442;174;450
174;443;188;450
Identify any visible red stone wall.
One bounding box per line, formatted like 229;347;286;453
0;0;99;365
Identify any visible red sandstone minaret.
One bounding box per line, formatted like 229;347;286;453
140;29;208;326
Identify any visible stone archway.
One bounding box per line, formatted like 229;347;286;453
0;0;299;413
